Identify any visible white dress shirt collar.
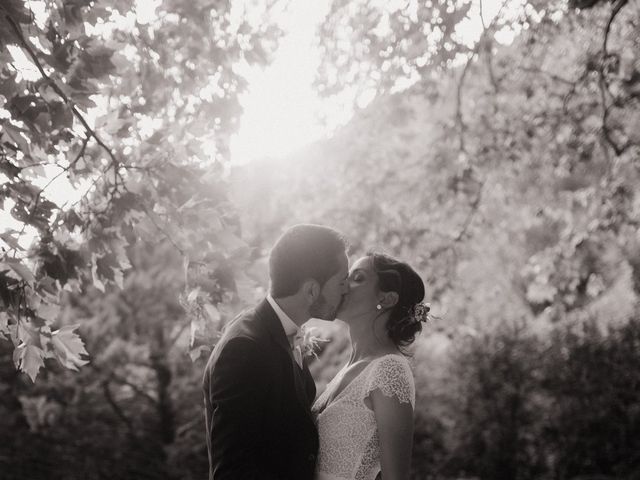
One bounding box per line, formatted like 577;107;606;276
266;294;299;338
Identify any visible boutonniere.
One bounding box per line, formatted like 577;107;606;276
293;326;329;361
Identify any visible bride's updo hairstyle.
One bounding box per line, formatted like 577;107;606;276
369;252;426;348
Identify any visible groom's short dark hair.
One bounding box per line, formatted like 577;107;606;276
269;224;347;298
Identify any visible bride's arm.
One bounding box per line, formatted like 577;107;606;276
370;390;414;480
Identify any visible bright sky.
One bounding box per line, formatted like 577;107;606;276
230;0;337;165
230;0;518;165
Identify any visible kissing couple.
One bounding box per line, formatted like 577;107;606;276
203;224;429;480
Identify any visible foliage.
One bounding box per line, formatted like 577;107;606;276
315;0;473;99
0;243;212;479
444;321;548;480
542;318;640;479
428;315;640;480
0;0;283;380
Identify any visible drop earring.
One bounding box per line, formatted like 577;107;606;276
376;304;382;310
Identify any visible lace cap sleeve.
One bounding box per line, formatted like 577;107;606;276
364;355;415;407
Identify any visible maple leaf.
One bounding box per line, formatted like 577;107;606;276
17;318;42;346
3;258;36;285
50;325;89;371
13;343;46;382
38;301;62;322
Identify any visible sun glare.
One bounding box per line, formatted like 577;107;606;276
230;0;336;166
230;0;519;166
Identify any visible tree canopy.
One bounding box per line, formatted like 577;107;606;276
1;0;283;381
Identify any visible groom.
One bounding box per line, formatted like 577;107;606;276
203;224;349;480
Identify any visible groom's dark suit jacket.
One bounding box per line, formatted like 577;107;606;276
203;299;318;480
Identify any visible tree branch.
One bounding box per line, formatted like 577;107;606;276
8;137;89;249
112;374;159;407
4;13;120;169
485;49;500;94
597;77;627;156
598;0;631;156
102;379;138;440
425;178;486;261
603;0;628;57
92;363;159;407
479;0;488;30
455;59;473;153
140;204;186;256
5;137;85;253
517;66;577;86
455;0;510;153
28;136;89;217
478;0;500;94
453;179;485;243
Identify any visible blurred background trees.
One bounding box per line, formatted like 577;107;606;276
1;0;639;478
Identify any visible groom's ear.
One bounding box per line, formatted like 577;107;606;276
302;279;321;305
379;291;399;309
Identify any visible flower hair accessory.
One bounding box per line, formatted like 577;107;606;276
409;302;431;323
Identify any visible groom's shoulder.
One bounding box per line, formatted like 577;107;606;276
215;303;269;349
204;305;269;373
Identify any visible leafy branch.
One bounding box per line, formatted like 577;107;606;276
4;135;89;255
455;0;510;153
426;177;486;262
139;204;186;257
4;11;186;258
597;0;632;156
28;136;90;217
603;0;628;56
3;12;120;169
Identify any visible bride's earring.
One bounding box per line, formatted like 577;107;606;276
376;304;382;310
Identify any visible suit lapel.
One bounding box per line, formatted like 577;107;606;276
255;300;316;417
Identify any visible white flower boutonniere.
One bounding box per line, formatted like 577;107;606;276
292;326;329;366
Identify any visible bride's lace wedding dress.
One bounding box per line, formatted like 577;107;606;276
311;354;415;480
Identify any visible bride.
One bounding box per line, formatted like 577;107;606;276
312;252;429;480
